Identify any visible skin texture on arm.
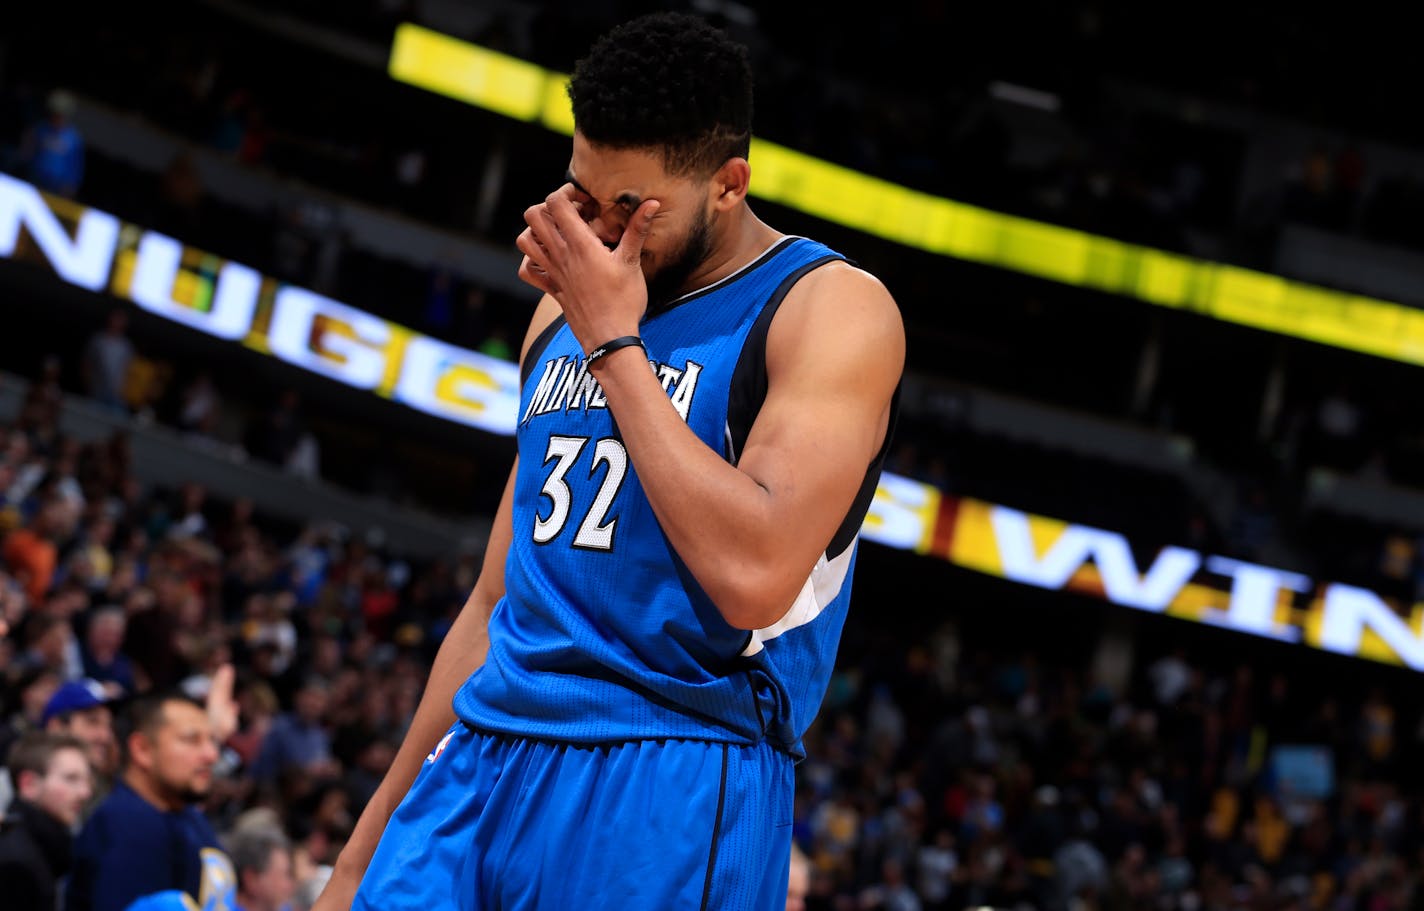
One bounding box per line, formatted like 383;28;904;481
590;263;902;629
311;299;563;911
519;184;904;630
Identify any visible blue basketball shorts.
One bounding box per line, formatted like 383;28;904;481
352;723;795;910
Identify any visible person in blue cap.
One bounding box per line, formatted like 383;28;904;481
66;690;235;911
40;678;119;814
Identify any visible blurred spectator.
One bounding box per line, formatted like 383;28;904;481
166;483;211;543
475;325;515;362
0;731;93;911
1278;146;1336;230
214;89;270;167
40;678;119;807
1226;483;1277;562
81;309;136;413
120;568;187;692
175;371;223;439
226;823;297;911
67;509;117;596
251;676;336;787
81;607;134;695
244;389;315;475
915;829;957;911
19;357;64;435
17;89;85;198
453;285;496;351
67;692;234;911
152;150;206;241
339;736;393;819
12;613;80;683
0;568;25;643
0;666;62;813
213;496;256;558
228;680;278;770
2;492;78;603
292;863;333;911
1306;382;1367;473
239;593;298;680
423;264;458;333
858;856;922;911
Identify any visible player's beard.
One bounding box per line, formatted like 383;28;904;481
644;205;713;309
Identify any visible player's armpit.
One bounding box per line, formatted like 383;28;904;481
662;262;904;629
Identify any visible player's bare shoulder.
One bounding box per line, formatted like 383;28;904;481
769;259;905;371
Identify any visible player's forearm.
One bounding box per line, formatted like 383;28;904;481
333;466;516;882
591;350;805;629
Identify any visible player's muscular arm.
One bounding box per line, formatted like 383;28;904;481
314;299;562;911
520;189;903;629
594;263;903;629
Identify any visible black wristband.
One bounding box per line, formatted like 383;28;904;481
586;335;646;367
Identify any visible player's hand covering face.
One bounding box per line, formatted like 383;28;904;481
517;182;661;352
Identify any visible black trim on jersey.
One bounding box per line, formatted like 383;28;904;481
828;382;901;558
699;743;730;911
724;252;894;561
520;314;569;387
724;253;844;465
648;236;802;319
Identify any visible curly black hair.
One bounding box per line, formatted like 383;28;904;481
567;12;753;177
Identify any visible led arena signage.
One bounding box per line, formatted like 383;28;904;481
0;173;520;434
389;23;1424;370
862;477;1424;671
5;173;1420;671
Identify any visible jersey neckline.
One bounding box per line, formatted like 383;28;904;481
646;235;804;319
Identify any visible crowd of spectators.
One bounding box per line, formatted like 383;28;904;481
6;355;1424;910
4;7;1424;903
0;362;475;907
794;587;1424;911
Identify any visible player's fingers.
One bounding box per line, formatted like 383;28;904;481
616;200;660;266
517;254;559;295
523;203;568;254
545;189;599;247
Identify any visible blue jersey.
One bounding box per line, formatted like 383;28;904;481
454;236;897;757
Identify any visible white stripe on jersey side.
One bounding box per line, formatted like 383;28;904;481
741;538;856;656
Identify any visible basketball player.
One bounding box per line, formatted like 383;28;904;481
316;12;903;910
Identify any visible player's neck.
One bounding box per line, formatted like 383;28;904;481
678;210;782;296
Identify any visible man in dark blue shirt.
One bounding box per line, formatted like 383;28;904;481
66;692;236;911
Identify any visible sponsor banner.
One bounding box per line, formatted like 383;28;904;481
7;173;1421;671
0;173;520;434
860;477;1424;671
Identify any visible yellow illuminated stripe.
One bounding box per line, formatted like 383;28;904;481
389;24;556;121
387;25;1424;368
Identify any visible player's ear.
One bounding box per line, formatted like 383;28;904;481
709;157;750;212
